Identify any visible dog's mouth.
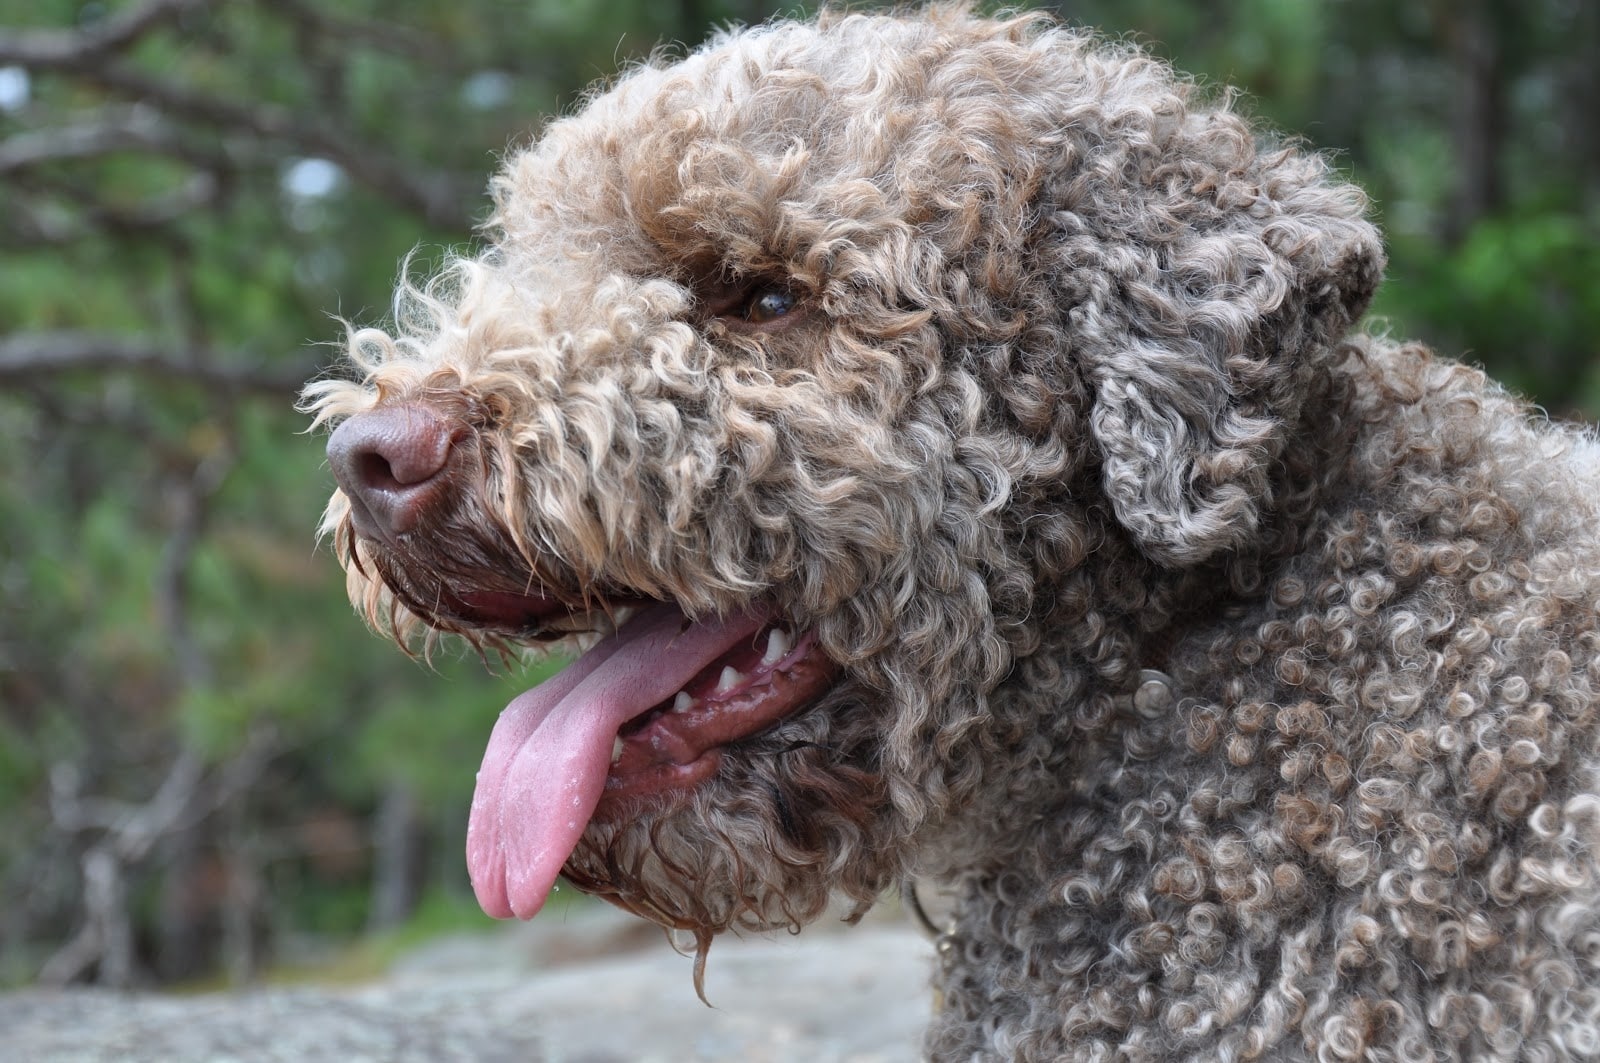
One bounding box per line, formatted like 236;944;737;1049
460;593;839;920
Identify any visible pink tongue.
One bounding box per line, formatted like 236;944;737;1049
466;601;765;919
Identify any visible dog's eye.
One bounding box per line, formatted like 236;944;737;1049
741;286;797;324
695;273;808;332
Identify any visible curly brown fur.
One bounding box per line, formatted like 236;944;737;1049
306;6;1600;1059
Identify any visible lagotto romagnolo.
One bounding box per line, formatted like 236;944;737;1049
305;6;1600;1059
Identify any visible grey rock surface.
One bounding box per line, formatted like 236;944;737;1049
2;907;935;1063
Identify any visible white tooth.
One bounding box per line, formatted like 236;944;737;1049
761;627;791;666
611;604;638;629
611;736;624;764
716;666;744;693
673;691;693;713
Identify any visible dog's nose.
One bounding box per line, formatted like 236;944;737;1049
327;404;458;542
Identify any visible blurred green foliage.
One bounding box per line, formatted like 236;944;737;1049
0;0;1593;987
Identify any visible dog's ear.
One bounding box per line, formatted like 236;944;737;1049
1056;115;1385;567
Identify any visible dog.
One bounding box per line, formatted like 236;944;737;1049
306;6;1600;1058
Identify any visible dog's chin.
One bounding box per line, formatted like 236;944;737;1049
562;688;894;941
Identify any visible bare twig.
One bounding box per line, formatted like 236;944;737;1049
39;725;276;988
36;846;125;987
41;754;198;987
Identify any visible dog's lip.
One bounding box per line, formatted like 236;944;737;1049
447;588;653;636
595;623;840;812
449;589;570;628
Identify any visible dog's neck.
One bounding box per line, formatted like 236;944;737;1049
915;344;1367;880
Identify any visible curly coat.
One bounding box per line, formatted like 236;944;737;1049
306;6;1600;1059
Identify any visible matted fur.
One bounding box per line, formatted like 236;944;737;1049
306;6;1600;1059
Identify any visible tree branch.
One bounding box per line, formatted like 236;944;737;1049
0;108;228;175
272;0;446;64
0;0;216;68
156;446;235;691
2;174;221;246
3;5;478;229
85;65;480;229
0;332;320;395
41;727;276;987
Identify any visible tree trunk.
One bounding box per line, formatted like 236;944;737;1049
1434;0;1507;243
367;781;423;931
155;821;206;982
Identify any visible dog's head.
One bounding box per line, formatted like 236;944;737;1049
304;5;1381;949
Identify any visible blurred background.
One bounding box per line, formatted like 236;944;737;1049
0;0;1595;992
